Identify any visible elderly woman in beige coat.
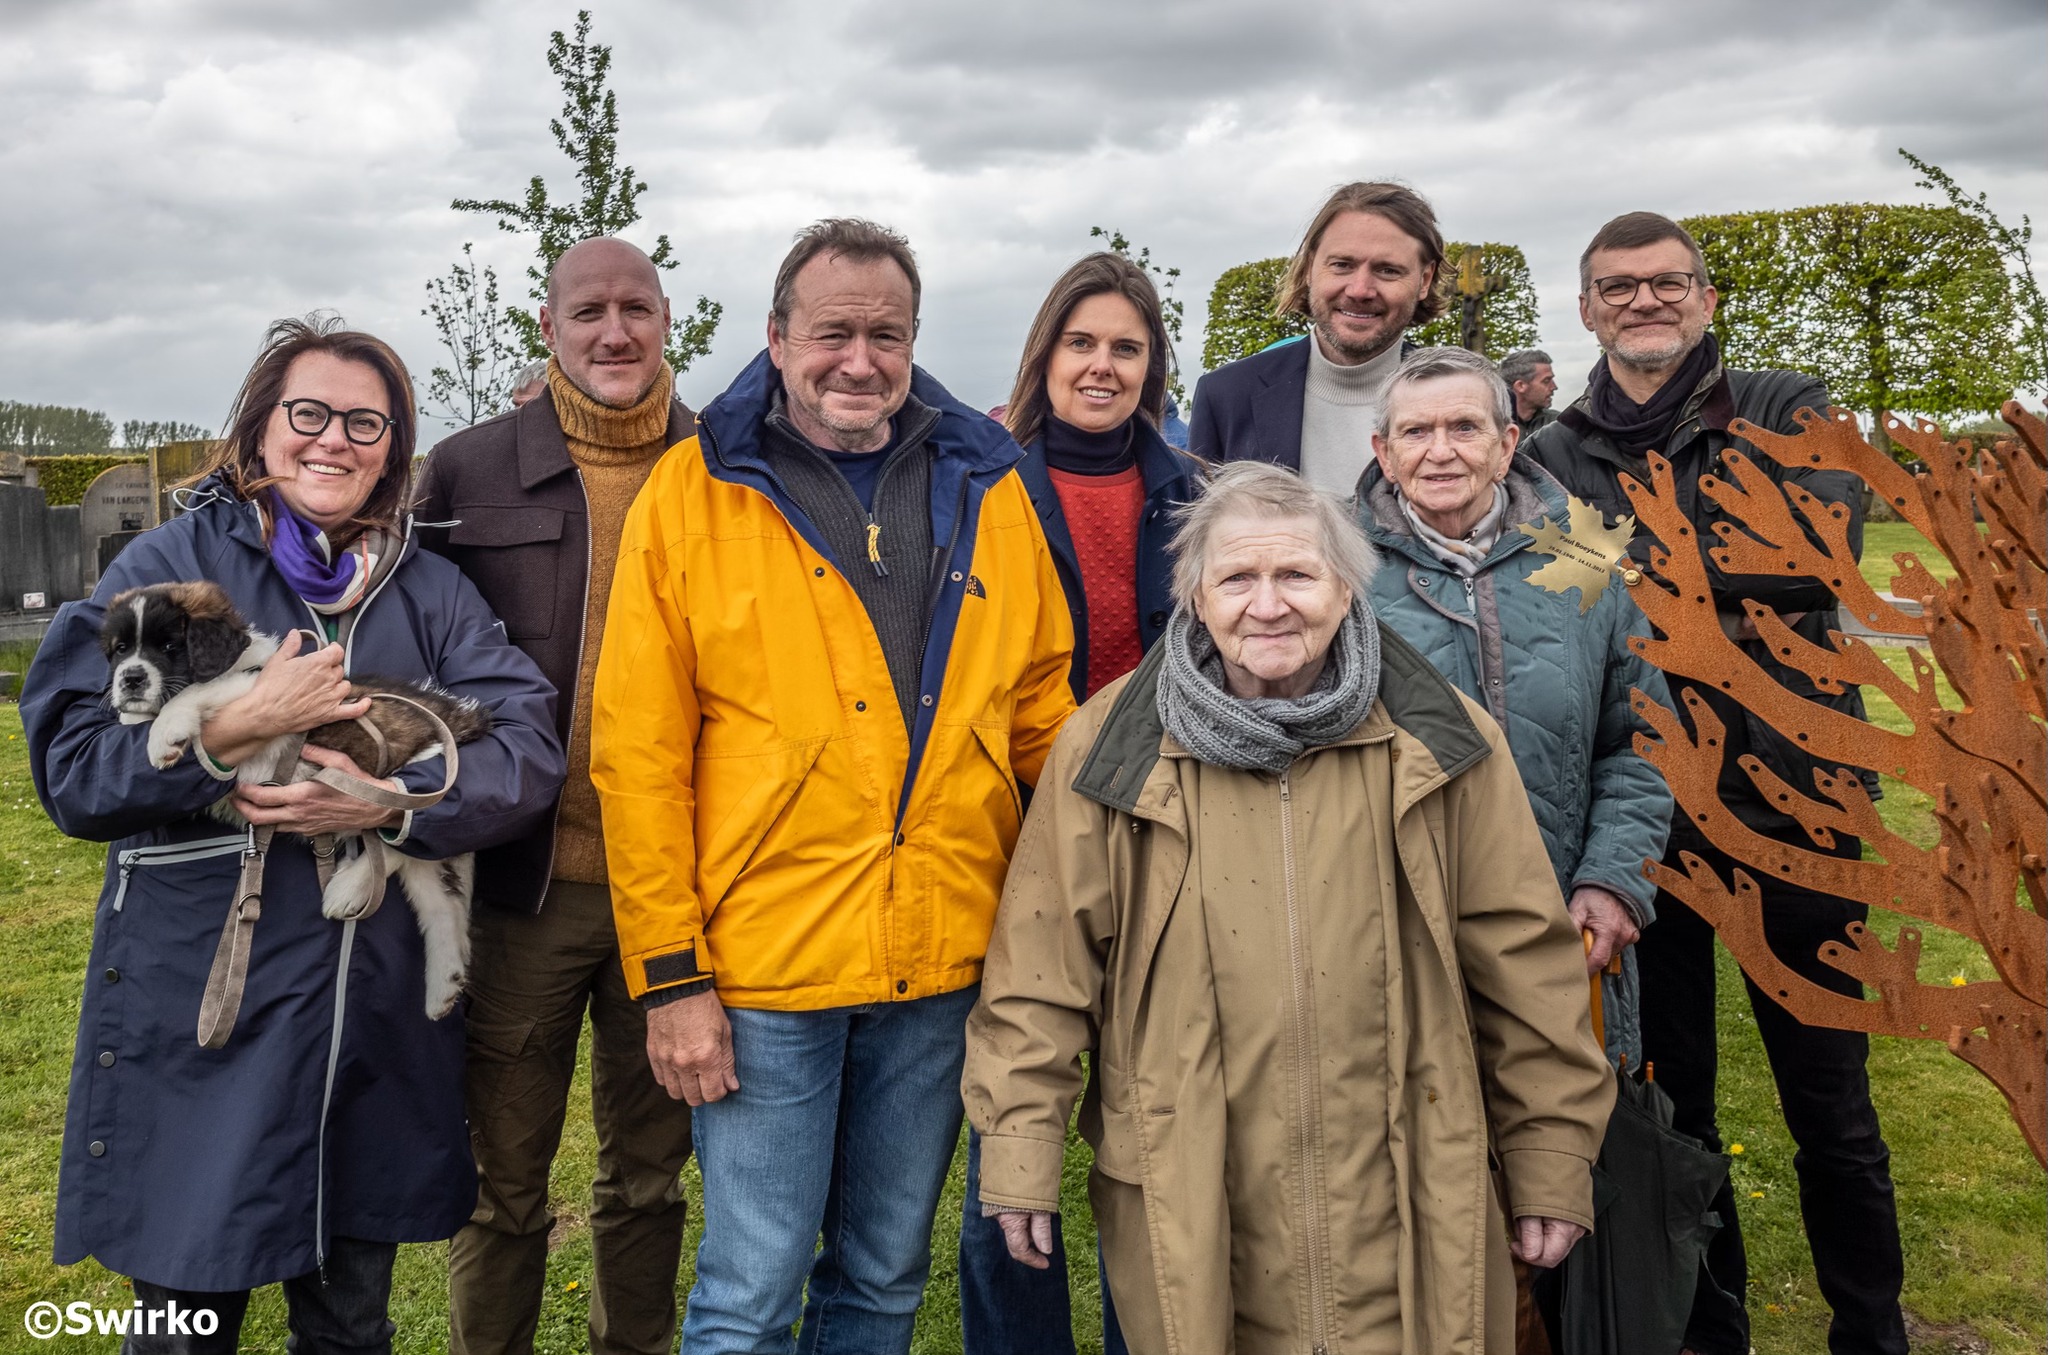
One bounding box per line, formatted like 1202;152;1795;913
962;461;1614;1355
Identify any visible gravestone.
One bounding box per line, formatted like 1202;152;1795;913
0;482;57;610
99;529;144;576
80;463;155;582
49;506;85;601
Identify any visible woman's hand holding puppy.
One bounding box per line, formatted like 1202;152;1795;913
234;745;404;835
201;630;373;765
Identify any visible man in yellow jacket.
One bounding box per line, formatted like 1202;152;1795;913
592;218;1076;1354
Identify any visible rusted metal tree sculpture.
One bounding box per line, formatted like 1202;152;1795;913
1618;400;2046;1164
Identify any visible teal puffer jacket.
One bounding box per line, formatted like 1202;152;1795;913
1358;458;1673;1065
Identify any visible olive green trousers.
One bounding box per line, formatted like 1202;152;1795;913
448;879;693;1355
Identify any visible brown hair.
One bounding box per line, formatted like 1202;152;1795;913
1275;181;1449;326
1003;252;1172;448
770;218;922;325
185;314;418;544
1578;212;1711;293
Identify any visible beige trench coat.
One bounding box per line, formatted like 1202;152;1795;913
964;632;1615;1355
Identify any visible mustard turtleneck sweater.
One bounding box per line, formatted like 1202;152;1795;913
548;358;675;884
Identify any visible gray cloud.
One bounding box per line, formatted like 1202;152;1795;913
0;0;2042;443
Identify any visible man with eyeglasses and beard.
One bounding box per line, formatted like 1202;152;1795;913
1521;211;1907;1355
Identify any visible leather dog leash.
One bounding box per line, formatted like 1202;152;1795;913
196;695;466;1049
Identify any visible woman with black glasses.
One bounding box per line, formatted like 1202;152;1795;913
21;315;563;1352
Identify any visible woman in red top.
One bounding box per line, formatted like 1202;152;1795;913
1002;252;1202;700
961;251;1200;1354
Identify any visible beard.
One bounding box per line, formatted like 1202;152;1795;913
1310;300;1411;365
1606;313;1709;373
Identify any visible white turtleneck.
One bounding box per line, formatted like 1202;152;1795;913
1299;335;1405;499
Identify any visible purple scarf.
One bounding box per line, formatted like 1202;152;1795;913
266;494;372;611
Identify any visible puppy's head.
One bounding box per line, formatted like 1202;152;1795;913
101;582;253;717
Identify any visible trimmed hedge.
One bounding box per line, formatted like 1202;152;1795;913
28;454;147;507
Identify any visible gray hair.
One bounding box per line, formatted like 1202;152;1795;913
510;359;549;392
1497;349;1552;386
1375;345;1515;438
770;218;922;326
1167;461;1378;610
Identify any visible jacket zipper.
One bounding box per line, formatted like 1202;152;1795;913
534;468;594;888
111;835;247;911
298;529;404;1273
1278;770;1331;1355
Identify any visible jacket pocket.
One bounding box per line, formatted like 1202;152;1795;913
693;740;830;913
1092;1104;1148;1185
102;835;251;1047
970;724;1023;831
447;507;567;641
111;834;248;914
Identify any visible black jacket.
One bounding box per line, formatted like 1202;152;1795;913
413;387;697;912
1521;363;1879;833
1012;416;1200;699
1187;335;1414;470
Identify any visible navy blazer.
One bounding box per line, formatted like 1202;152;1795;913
1188;335;1416;470
1012;416;1200;699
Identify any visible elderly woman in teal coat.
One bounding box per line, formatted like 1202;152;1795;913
1355;346;1671;1066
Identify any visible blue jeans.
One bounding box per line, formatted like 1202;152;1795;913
683;986;979;1355
959;1128;1128;1355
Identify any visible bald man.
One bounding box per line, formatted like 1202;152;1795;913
414;235;699;1355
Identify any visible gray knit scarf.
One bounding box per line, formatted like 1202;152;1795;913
1156;597;1381;772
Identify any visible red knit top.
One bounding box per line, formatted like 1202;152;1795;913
1050;463;1145;698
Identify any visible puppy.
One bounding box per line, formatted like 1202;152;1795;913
100;581;489;1018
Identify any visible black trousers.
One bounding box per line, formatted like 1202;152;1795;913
1639;825;1907;1355
123;1236;396;1354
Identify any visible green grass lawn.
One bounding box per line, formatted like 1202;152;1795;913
1860;520;1960;597
2;653;2041;1353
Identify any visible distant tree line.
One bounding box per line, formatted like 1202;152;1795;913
1;402;208;455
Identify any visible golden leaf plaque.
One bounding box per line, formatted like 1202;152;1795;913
1519;495;1636;613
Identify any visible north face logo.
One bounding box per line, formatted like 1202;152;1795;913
964;575;987;598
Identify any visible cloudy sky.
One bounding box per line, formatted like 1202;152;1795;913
3;0;2043;444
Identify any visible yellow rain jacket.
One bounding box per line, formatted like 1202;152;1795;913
593;354;1076;1010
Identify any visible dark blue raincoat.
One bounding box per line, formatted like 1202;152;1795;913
21;479;564;1291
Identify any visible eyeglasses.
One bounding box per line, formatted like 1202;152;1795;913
1590;272;1699;307
279;399;395;445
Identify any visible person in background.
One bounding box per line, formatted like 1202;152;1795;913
22;315;563;1353
593;218;1075;1354
414;236;700;1355
965;461;1612;1354
1188;181;1446;495
1499;348;1558;437
508;358;551;408
1523;210;1904;1355
958;250;1200;1355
